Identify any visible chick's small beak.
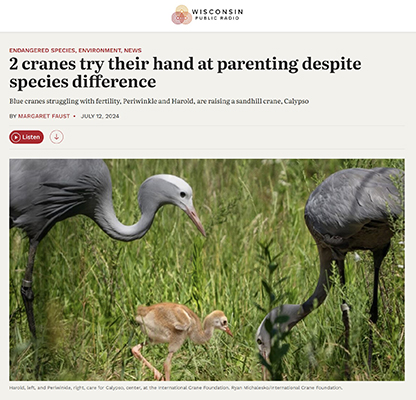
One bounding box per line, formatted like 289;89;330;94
224;326;233;337
185;205;206;237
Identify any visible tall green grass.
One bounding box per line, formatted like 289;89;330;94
9;159;404;381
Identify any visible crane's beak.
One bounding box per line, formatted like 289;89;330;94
224;326;233;337
261;365;268;380
185;205;206;237
260;350;270;380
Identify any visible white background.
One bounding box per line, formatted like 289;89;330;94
1;1;415;32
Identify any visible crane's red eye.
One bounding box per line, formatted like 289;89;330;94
180;192;186;198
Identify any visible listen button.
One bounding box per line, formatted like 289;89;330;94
10;130;44;144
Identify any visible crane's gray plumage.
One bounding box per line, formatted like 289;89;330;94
305;168;402;245
10;159;206;337
256;167;403;375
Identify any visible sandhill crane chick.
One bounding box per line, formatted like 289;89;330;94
132;303;233;381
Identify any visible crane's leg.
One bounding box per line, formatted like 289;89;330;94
337;259;350;379
21;239;38;339
368;243;390;369
131;342;164;380
163;352;174;381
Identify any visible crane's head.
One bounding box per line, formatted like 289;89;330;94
206;310;233;337
256;304;302;379
138;174;206;237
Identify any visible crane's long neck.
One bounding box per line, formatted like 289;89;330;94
295;246;334;326
277;246;334;331
93;196;157;242
258;246;335;359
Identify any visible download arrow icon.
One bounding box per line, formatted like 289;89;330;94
49;130;64;144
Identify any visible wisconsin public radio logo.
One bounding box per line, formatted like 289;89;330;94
172;5;243;24
172;6;192;25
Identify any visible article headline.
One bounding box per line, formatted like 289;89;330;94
9;55;362;92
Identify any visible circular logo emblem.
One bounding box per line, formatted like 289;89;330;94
172;5;192;25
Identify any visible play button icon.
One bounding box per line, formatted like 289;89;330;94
9;130;44;144
10;132;21;143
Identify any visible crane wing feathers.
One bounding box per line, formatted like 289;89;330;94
305;168;403;239
10;170;107;240
10;159;112;240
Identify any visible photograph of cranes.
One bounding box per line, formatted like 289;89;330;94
9;159;404;381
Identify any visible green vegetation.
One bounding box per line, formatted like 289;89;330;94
9;159;404;381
